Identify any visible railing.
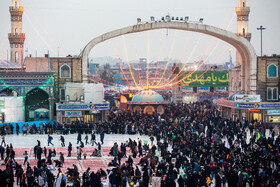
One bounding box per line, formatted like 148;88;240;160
236;33;251;38
9;6;24;11
235;7;250;12
8;33;25;38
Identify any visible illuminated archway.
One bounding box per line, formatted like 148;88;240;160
81;21;257;93
25;88;50;121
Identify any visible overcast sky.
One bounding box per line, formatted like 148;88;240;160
0;0;279;65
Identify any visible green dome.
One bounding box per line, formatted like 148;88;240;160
132;90;164;102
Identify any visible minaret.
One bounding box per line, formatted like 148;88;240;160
8;0;25;66
236;0;251;66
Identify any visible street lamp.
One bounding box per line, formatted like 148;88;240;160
257;25;266;56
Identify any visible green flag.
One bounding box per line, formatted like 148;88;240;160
144;140;148;145
181;171;184;178
156;151;160;157
257;132;261;140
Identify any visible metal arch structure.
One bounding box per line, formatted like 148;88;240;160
80;21;257;94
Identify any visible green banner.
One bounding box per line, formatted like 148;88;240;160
180;71;229;87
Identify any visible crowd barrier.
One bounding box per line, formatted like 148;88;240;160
0;120;56;133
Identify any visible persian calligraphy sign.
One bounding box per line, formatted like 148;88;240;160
181;71;229;87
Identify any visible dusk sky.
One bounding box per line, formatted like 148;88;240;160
0;0;279;65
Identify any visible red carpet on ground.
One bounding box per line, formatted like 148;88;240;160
0;147;142;175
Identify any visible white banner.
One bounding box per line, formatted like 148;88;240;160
234;95;261;102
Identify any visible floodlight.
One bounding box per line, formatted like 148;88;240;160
150;16;155;21
137;18;141;23
199;18;203;23
161;17;165;21
185;16;189;22
176;17;179;20
172;17;174;20
180;17;183;21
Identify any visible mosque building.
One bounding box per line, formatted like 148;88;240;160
127;89;169;115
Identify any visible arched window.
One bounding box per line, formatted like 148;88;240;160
15;28;18;34
267;63;278;78
60;64;71;78
15;52;18;63
242;28;246;36
15;1;17;8
243;2;245;7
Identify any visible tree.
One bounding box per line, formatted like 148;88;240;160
100;70;114;84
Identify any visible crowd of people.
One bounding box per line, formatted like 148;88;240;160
103;103;280;187
0;101;279;186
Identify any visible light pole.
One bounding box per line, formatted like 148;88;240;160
257;25;266;56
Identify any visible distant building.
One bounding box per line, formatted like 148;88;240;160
25;56;82;103
229;66;241;94
126;89;169;114
88;63;100;77
257;55;280;102
56;83;109;124
0;72;55;122
217;55;280;124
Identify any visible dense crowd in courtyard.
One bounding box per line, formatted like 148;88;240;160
0;102;279;186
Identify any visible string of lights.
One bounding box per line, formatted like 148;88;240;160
160;11;236;88
88;73;123;87
111;40;136;89
25;13;57;55
152;30;165;86
159;33;203;88
88;77;119;87
156;30;177;86
122;35;139;89
25;0;66;56
162;46;229;89
133;38;143;87
163;31;191;84
146;31;150;88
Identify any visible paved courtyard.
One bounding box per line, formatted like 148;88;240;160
0;129;273;186
0;133;151;184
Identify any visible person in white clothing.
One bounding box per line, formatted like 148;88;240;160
106;170;112;187
38;173;45;187
55;169;62;187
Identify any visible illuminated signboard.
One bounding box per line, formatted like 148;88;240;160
180;71;229;87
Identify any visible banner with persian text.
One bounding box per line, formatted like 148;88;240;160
180;71;229;87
